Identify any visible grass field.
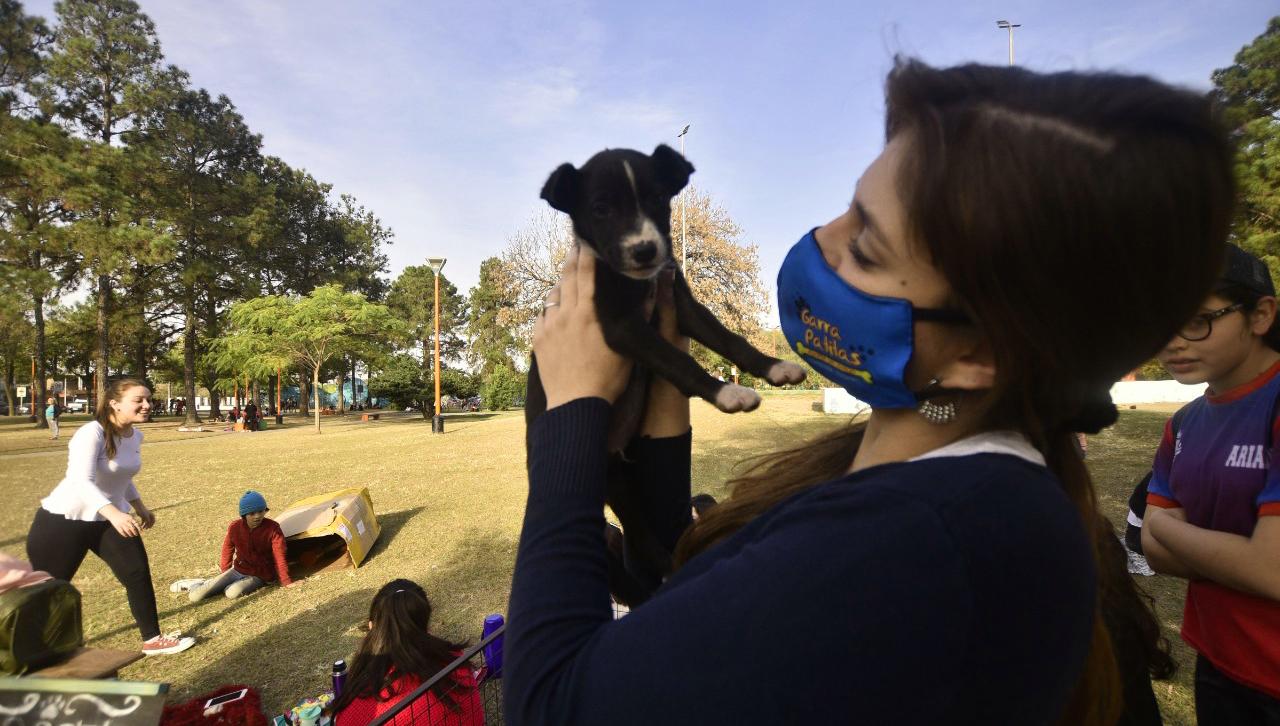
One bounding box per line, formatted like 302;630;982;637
0;396;1196;723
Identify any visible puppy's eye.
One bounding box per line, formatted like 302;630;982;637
591;202;610;218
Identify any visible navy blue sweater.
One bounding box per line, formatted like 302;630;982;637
506;399;1096;724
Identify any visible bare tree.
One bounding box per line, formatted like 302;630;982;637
500;209;574;352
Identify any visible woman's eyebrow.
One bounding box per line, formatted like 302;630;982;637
853;199;892;257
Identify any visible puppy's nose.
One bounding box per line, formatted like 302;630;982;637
631;241;657;265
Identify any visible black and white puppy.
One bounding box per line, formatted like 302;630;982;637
525;144;805;601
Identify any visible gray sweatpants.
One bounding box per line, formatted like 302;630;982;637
49;419;59;439
188;568;264;601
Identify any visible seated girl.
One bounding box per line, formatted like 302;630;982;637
332;579;482;725
188;490;293;601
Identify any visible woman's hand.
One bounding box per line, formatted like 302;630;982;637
533;245;632;409
131;499;155;529
101;505;141;538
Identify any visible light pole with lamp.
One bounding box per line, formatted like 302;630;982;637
677;124;690;274
996;20;1021;66
427;257;447;433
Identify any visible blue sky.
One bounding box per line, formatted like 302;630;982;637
24;0;1279;304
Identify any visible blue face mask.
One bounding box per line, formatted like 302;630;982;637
777;229;969;409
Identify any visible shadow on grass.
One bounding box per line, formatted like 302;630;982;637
181;526;516;709
361;506;427;564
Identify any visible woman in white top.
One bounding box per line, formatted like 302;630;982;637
26;378;194;656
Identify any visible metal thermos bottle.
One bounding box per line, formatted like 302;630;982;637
332;659;348;698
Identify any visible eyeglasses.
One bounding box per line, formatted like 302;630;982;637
1177;303;1245;341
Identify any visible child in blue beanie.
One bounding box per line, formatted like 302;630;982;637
188;490;294;601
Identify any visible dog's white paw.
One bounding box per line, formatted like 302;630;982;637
767;361;807;386
714;384;761;413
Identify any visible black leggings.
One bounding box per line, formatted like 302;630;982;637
26;507;161;640
1196;655;1280;726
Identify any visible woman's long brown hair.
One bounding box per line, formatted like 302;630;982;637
332;579;472;716
676;59;1234;725
95;378;147;461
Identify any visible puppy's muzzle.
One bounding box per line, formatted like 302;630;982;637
629;241;658;265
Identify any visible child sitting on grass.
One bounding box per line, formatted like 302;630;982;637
188;491;293;601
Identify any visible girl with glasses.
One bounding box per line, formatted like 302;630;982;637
1145;244;1280;724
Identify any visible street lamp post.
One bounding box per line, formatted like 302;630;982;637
677;124;690;274
427;257;447;433
996;20;1021;66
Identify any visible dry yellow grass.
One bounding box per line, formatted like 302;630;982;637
0;396;1195;723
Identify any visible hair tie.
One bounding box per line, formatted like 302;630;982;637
394;589;406;594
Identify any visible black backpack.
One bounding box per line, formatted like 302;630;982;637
0;579;83;675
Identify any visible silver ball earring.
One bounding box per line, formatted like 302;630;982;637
918;379;958;425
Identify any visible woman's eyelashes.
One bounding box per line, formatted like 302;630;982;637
848;233;876;269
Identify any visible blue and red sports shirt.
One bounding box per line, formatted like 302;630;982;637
1148;359;1280;698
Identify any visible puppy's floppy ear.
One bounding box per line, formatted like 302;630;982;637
651;144;695;196
540;163;581;214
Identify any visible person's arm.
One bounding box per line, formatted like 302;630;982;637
506;413;972;724
97;503;141;538
269;525;293;586
1141;506;1202;579
129;498;154;529
1145;513;1280;600
220;524;235;573
1140;418;1202;578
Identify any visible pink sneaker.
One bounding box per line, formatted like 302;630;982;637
142;634;195;656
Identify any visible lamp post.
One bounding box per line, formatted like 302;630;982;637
996;20;1021;66
427;257;447;433
677;124;690;274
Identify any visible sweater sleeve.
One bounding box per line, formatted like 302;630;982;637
270;525;293;586
220;523;235;572
65;425;111;514
504;401;973;725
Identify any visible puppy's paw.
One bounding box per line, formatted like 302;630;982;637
714;384;761;413
766;361;807;386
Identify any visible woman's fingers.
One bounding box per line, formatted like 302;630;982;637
560;245;580;310
575;246;595;305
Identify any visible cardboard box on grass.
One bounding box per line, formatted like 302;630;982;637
276;487;381;577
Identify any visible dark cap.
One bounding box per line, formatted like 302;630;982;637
1219;244;1275;297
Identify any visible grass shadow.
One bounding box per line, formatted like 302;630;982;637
361;506;428;564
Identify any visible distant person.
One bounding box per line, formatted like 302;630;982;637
245;401;258;432
1143;244;1280;723
188;491;292;601
26;378;195;656
45;397;60;440
332;579;482;725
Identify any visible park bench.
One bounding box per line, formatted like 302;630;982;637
29;647;143;679
361;413;379;422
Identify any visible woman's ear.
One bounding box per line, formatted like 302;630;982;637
936;337;997;392
1250;296;1277;337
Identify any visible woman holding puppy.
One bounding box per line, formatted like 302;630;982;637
506;59;1234;724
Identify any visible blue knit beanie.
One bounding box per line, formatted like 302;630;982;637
239;490;268;516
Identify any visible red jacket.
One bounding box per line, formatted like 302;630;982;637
335;664;482;726
219;518;292;586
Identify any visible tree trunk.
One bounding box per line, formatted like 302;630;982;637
299;371;310;416
182;295;202;425
95;274;110;403
208;386;221;419
131;265;148;382
351;359;358;406
313;365;321;433
32;291;47;429
337;370;346;415
2;354;14;416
